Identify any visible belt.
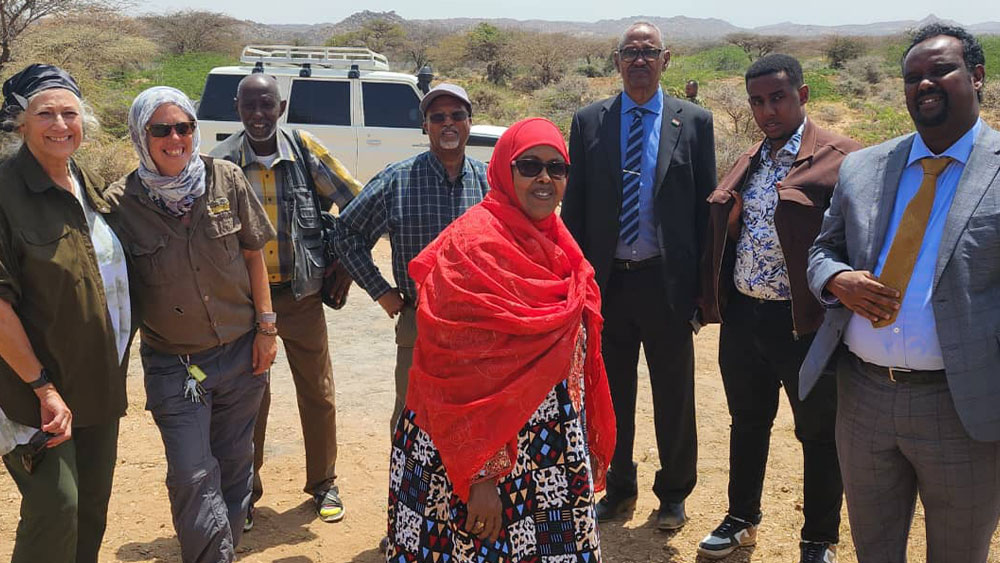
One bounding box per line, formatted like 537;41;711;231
849;352;947;384
269;281;292;290
612;256;662;272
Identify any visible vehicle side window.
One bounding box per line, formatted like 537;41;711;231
197;74;242;122
362;83;422;129
287;79;351;125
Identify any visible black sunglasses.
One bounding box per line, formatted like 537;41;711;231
513;159;570;179
426;110;469;124
146;121;197;138
20;431;52;475
618;47;663;62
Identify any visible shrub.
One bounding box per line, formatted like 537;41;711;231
837;56;885;97
826;36;866;69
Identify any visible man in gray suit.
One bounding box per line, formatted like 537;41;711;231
800;24;1000;562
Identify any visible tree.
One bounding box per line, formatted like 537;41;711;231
326;18;406;58
399;26;446;73
0;0;130;72
725;33;787;62
825;36;866;69
512;32;573;88
141;10;242;55
465;22;513;85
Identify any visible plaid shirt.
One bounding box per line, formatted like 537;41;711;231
214;129;361;283
336;151;489;302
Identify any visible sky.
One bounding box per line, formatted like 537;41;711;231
134;0;1000;28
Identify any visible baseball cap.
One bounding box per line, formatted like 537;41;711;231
419;83;472;117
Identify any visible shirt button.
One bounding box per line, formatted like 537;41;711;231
893;327;900;334
203;295;210;302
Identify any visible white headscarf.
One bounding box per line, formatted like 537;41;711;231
127;86;206;217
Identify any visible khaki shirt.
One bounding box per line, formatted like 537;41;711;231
105;156;275;355
0;146;128;428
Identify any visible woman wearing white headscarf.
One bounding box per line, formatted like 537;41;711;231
104;86;277;563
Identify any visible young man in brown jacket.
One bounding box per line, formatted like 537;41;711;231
697;54;861;563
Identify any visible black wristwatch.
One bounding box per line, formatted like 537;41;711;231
27;368;52;390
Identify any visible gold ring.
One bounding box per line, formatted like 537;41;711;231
472;521;485;531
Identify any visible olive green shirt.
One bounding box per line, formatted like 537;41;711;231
0;146;129;428
105;156;275;355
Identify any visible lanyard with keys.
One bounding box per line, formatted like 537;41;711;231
178;355;208;405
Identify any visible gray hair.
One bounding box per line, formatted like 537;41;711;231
617;21;664;51
0;91;100;159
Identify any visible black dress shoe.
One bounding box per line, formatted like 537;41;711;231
656;501;688;530
595;492;638;522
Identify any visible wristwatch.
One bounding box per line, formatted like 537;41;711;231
27;367;52;390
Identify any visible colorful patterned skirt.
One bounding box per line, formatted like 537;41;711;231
386;378;601;562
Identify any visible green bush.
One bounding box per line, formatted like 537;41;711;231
826;36;866;69
847;103;911;145
660;45;748;94
804;70;841;102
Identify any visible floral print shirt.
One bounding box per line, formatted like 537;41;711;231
732;121;805;300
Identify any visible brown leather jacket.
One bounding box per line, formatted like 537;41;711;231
699;119;861;336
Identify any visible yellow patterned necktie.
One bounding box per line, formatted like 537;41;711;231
873;156;953;328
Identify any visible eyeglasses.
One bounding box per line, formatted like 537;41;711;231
146;121;197;138
426;110;469;124
513;159;570;179
20;430;52;475
618;47;663;63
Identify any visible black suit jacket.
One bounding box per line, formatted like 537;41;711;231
561;92;716;318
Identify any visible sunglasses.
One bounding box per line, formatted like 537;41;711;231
146;121;197;138
618;47;663;62
513;159;570;179
426;110;469;124
20;431;52;475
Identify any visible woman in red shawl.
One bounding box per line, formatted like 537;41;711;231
384;118;616;562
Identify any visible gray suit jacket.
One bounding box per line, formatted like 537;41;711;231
800;124;1000;442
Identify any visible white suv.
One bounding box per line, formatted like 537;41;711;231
196;46;504;183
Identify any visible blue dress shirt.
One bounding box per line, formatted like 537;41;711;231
844;119;982;370
615;88;662;261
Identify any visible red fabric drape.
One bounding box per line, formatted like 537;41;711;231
406;118;616;502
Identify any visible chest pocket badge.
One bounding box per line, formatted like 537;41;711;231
208;197;231;216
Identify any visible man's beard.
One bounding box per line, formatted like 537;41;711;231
245;125;277;143
911;91;949;128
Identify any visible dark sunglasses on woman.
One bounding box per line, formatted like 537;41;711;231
19;430;52;475
513;159;570;179
146;121;197;138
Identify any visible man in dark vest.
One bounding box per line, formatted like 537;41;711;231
211;73;361;530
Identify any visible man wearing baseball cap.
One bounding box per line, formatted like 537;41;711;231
335;83;489;433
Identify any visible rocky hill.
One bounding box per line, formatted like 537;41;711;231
241;11;1000;45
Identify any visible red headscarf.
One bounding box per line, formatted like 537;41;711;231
407;118;615;502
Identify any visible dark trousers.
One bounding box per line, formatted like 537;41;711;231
602;265;697;504
253;287;338;504
836;352;1000;563
2;420;120;563
718;291;841;543
142;330;266;563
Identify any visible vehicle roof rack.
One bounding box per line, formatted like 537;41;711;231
240;45;390;71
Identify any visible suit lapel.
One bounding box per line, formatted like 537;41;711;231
864;137;913;270
654;97;683;199
934;125;1000;289
599;95;623;207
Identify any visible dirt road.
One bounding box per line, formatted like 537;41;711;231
2;240;998;562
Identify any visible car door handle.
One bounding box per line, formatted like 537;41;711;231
366;139;382;146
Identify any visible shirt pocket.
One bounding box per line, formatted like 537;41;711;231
20;226;82;295
127;235;174;286
203;211;242;264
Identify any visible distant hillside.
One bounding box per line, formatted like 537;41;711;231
241;11;1000;45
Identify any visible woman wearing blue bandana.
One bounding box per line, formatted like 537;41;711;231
0;64;133;563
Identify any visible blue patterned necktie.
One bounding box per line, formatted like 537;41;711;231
620;107;648;245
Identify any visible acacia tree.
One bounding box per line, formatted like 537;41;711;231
141;10;242;55
0;0;129;71
465;22;513;85
725;32;787;62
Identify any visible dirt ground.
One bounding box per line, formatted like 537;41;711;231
2;239;999;562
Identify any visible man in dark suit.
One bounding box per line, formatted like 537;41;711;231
801;24;1000;562
561;20;716;530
